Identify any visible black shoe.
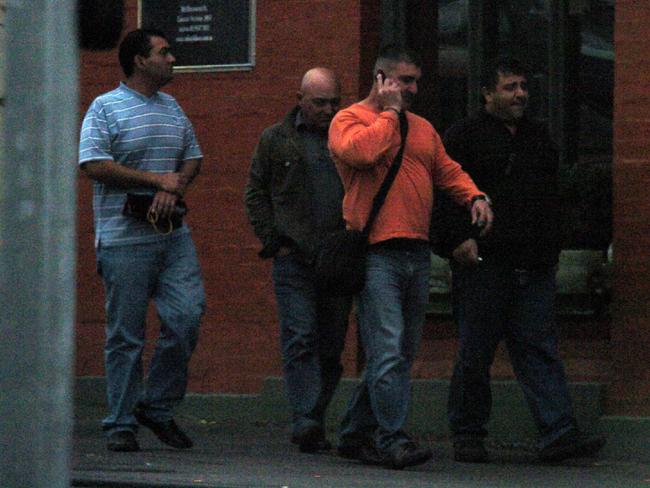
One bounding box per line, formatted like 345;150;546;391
133;404;193;449
337;442;362;460
107;430;139;452
291;425;332;453
337;436;383;465
357;444;385;466
337;434;370;459
453;438;489;463
382;440;433;470
538;429;606;462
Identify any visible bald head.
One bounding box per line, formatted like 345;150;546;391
297;67;341;130
300;67;340;92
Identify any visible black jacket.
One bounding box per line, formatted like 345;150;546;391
244;107;344;261
431;110;562;269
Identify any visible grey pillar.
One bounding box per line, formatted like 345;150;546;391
0;1;78;487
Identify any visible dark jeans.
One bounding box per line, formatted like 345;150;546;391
448;262;576;448
272;252;352;435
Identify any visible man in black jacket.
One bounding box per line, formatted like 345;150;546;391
434;58;605;463
244;68;351;453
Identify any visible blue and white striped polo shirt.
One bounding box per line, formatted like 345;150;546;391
79;83;203;247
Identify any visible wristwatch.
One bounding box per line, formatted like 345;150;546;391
471;194;492;206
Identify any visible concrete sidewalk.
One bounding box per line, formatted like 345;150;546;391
71;403;650;488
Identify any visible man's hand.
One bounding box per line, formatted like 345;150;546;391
376;73;403;112
150;190;179;219
156;172;189;196
452;238;480;266
471;199;494;236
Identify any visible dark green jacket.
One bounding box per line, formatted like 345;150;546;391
244;107;342;261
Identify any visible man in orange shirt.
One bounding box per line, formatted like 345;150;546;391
329;45;493;469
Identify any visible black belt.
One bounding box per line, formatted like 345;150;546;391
369;238;429;252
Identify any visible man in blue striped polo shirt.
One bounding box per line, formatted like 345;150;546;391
79;28;205;452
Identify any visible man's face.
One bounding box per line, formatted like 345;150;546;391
385;61;421;110
483;72;528;123
140;36;176;87
298;79;341;130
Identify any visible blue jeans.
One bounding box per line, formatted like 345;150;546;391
97;231;205;435
340;242;431;450
272;252;352;435
448;262;576;448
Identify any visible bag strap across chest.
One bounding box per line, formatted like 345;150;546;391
362;111;410;240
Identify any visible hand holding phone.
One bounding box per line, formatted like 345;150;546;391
376;69;402;112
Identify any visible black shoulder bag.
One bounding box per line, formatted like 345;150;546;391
315;111;409;295
123;193;188;234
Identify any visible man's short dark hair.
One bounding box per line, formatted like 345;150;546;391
481;57;529;91
118;27;168;77
373;44;422;75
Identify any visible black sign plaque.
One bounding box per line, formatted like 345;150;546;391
138;0;255;72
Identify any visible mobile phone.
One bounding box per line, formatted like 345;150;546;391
377;69;386;83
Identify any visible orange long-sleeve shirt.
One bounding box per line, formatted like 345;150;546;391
328;102;482;245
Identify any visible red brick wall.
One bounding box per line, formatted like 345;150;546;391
607;1;650;415
76;0;367;393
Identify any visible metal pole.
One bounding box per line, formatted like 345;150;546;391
548;0;567;164
467;0;498;117
0;1;78;487
380;0;407;46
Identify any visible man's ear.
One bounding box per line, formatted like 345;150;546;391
296;91;304;103
134;54;146;70
481;86;492;103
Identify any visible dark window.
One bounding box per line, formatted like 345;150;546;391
437;0;613;250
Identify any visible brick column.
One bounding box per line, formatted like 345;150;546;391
607;2;650;416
